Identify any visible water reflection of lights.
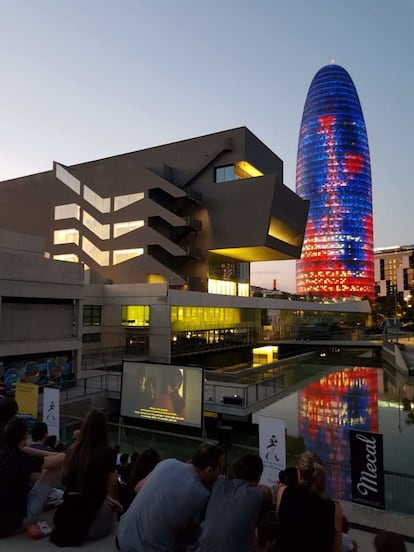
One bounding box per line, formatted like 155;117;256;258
298;366;379;500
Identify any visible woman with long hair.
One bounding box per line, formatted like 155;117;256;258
276;450;343;552
119;447;161;512
50;410;121;546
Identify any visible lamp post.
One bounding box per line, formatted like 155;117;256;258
395;287;399;343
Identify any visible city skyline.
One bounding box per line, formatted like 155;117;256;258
0;0;412;292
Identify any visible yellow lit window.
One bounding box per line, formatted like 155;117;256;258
238;283;249;297
83;185;110;213
114;193;144;211
55;164;80;194
54;204;80;220
83;210;110;239
121;305;150;326
113;220;144;238
53;254;79;263
53;228;79;245
113;248;144;265
82;237;109;266
208;279;237;296
234;161;263;179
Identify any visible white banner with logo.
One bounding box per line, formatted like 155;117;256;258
259;415;286;486
43;387;60;440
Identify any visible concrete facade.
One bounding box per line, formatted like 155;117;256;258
0;229;83;387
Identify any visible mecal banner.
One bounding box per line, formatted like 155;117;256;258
350;429;385;510
43;387;60;440
259;415;286;486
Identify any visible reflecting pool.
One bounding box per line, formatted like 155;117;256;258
256;363;414;503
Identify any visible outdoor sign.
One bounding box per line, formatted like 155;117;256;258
15;382;39;419
258;415;286;486
43;387;60;440
350;429;385;510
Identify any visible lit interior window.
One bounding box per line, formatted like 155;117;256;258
208;278;237;296
53;228;79;245
170;305;258;332
53;254;79;263
114;193;144;211
55;164;80;194
113;220;144;238
121;305;150;326
82;236;109;266
252;345;279;366
83;185;110;213
238;283;249;297
54;204;80;220
147;273;167;283
83;210;110;239
268;217;302;246
113;248;144;265
234;161;263;178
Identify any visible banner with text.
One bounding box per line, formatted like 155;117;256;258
350;429;385;510
259;415;286;486
43;387;60;440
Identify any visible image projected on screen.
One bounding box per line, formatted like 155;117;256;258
121;361;203;428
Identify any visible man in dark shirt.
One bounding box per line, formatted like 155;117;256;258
0;416;65;538
30;421;54;451
195;453;272;552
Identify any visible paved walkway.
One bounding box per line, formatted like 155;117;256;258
4;501;414;551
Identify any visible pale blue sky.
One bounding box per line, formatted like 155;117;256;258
0;0;413;291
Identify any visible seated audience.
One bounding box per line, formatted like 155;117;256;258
374;530;407;552
276;450;343;552
50;410;121;547
64;428;80;450
0;416;65;538
341;514;358;552
195;453;272;552
122;450;139;485
119;447;161;512
44;435;58;450
30;422;64;508
117;452;130;482
0;398;18;450
30;422;54;451
117;442;224;551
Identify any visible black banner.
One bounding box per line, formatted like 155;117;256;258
350;430;385;510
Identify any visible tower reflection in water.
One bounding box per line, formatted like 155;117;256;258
298;367;379;500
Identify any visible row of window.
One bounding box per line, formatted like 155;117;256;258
53;233;144;266
54;218;144;242
55;163;144;213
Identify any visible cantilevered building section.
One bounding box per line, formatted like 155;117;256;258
296;64;375;300
0;127;308;295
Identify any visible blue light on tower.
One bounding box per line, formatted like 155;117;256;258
296;64;375;300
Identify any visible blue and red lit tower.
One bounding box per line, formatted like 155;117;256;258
296;64;375;300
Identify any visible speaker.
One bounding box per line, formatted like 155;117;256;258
223;395;243;406
218;425;232;449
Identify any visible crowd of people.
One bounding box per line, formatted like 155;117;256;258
0;398;409;551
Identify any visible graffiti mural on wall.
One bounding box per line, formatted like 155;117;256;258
0;353;73;398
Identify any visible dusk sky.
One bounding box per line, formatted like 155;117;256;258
1;0;412;292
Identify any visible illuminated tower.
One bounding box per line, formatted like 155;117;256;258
296;64;374;300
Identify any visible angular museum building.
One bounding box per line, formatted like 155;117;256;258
296;64;375;300
0;128;371;405
0;127;308;292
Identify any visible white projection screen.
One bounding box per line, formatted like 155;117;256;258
120;361;204;429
